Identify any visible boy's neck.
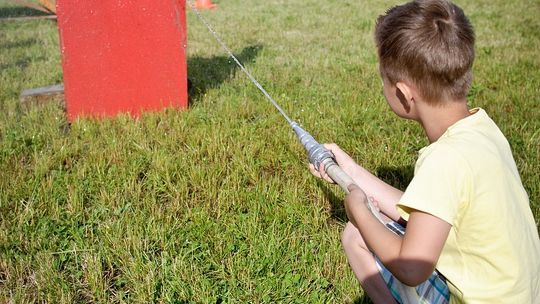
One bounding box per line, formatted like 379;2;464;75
417;100;471;143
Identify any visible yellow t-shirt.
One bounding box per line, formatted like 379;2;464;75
397;108;540;303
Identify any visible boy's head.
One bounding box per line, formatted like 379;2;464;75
375;0;475;105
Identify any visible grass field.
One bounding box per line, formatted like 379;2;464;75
1;0;539;302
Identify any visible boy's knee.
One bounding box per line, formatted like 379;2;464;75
342;222;366;250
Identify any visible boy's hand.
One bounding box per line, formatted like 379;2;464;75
308;143;357;183
344;183;369;227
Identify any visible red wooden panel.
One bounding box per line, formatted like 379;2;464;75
57;0;188;121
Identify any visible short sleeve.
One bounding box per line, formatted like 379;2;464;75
397;143;471;225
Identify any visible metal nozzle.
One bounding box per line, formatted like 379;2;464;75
290;122;335;170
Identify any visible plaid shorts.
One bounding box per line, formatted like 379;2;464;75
374;221;451;304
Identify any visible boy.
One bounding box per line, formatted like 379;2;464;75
311;0;540;302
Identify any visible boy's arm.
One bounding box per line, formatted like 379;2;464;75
345;184;451;286
310;143;403;221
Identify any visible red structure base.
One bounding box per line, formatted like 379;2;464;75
57;0;188;121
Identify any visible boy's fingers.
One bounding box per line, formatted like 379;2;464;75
318;164;334;182
310;162;327;176
308;162;335;183
347;183;361;193
323;143;345;157
308;164;320;177
323;143;338;151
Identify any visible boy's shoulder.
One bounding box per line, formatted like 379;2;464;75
410;108;516;190
422;108;509;162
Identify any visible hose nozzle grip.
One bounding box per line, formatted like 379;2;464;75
291;122;335;170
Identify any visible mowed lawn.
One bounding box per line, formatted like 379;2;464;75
1;0;539;302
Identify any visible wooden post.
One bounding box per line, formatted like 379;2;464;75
56;0;188;121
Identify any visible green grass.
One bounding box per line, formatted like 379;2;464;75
1;0;539;302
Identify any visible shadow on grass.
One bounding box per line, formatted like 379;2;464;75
317;180;348;222
353;295;374;304
0;6;50;18
187;44;263;106
318;165;414;223
0;55;47;71
0;6;52;70
1;38;39;50
375;165;414;192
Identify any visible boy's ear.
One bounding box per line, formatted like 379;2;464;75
395;82;414;104
395;81;415;113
